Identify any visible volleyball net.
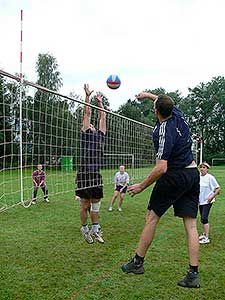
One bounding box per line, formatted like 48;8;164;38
0;70;155;211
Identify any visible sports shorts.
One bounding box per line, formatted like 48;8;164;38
148;167;200;218
75;172;103;200
115;185;127;193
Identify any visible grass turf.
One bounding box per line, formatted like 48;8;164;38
0;167;225;300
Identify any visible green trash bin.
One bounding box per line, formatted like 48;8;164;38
61;156;73;171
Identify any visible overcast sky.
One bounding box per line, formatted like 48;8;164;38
1;0;225;109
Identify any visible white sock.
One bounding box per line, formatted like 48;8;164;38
82;224;89;233
92;223;99;233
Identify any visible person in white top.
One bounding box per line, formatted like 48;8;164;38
108;166;129;212
199;162;220;244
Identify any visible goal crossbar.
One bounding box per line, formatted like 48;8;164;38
212;158;225;167
104;153;135;169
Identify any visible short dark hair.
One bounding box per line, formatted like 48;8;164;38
155;95;174;118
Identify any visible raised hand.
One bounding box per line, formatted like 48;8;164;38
135;92;151;100
84;84;93;97
95;93;103;104
135;92;158;101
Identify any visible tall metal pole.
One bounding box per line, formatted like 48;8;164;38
200;137;203;164
19;9;24;204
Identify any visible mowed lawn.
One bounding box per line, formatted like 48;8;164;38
0;167;224;300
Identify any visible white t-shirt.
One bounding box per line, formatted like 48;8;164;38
114;172;129;186
199;173;220;205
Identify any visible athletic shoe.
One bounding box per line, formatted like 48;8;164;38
32;200;36;205
199;233;206;240
121;257;144;274
98;227;103;236
45;197;49;203
177;271;200;288
91;231;104;244
80;228;94;244
199;236;210;244
118;207;122;212
108;206;113;212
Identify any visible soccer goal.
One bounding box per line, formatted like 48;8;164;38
0;70;155;212
212;158;225;167
104;153;135;169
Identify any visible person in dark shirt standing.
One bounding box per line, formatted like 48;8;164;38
32;164;49;204
75;84;106;244
121;92;200;288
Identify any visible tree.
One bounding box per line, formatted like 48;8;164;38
36;53;62;91
0;76;30;168
117;99;144;122
117;88;183;126
32;53;63;166
180;76;225;161
0;75;11;168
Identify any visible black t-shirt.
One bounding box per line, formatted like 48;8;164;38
79;129;105;173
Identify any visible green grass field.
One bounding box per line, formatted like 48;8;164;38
0;167;224;300
0;167;151;209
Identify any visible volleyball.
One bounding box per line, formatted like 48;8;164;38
106;75;121;89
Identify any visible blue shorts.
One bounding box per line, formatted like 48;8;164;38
115;185;127;193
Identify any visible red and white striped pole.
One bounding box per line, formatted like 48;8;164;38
19;9;24;206
20;9;23;82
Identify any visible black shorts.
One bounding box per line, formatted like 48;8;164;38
115;185;127;193
75;172;103;200
148;167;200;218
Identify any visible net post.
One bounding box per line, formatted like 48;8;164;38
19;9;24;205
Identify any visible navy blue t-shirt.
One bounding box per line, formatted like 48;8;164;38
152;107;193;169
79;129;105;173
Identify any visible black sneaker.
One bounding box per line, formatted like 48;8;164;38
121;257;144;274
177;271;200;288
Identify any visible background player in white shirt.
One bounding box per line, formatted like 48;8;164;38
199;162;220;244
108;166;129;212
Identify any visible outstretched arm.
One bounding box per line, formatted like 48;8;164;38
127;159;167;196
96;93;106;135
135;92;158;102
82;84;93;132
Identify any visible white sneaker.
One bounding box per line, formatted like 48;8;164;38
91;231;104;244
32;200;36;205
199;233;206;240
118;207;122;212
45;197;49;203
80;228;94;244
98;227;103;236
199;236;210;244
108;206;113;212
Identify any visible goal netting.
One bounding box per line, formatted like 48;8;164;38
211;158;225;167
0;70;155;211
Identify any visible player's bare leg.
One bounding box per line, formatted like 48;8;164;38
183;217;199;266
80;199;90;224
118;193;125;211
109;191;119;211
121;210;159;274
177;217;200;288
80;199;93;244
90;199;104;243
136;210;160;256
